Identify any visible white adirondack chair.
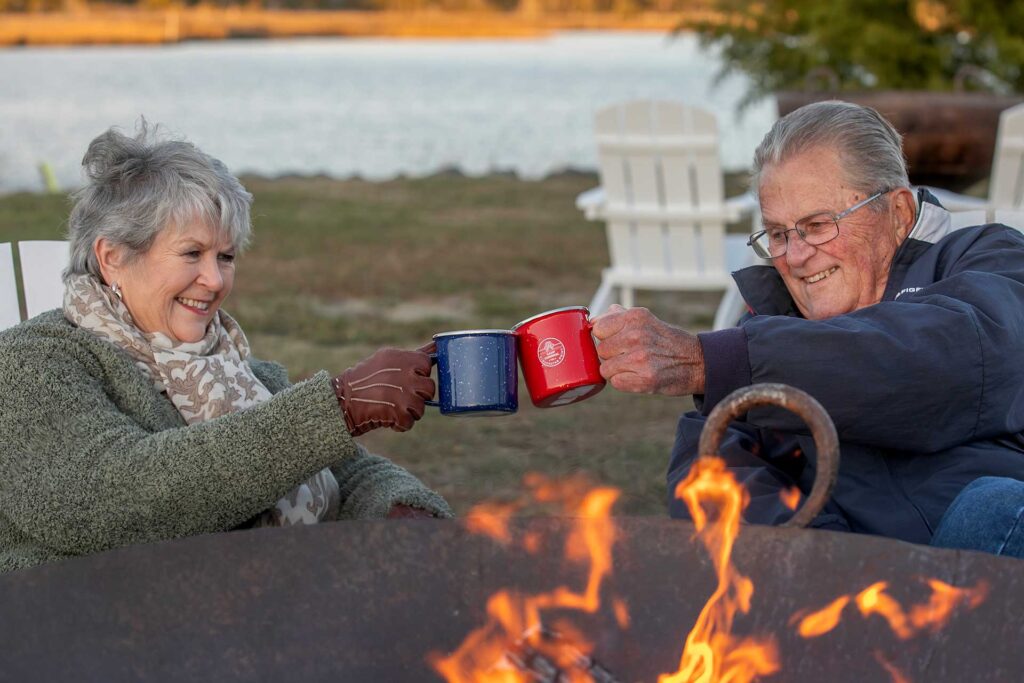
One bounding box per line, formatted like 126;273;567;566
577;100;760;318
0;243;18;330
926;102;1024;221
0;240;69;331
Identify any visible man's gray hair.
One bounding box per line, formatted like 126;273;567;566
66;121;253;283
752;100;910;204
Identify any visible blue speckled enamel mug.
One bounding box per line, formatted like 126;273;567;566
426;330;518;417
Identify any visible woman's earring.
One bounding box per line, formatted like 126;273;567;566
111;282;123;300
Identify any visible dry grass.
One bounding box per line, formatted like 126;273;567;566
0;172;732;516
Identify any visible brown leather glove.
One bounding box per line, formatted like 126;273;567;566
332;346;435;437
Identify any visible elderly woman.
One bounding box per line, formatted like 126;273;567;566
0;124;451;573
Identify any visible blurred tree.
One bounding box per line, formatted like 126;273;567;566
694;0;1024;108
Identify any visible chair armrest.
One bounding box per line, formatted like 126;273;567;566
723;190;760;228
724;191;758;217
575;186;606;221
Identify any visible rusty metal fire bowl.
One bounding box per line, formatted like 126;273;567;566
0;386;1021;681
0;518;1022;681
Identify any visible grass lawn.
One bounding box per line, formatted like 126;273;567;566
0;172;748;516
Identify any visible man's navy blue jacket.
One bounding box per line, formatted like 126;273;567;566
669;191;1024;544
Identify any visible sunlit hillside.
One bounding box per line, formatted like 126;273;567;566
0;0;727;44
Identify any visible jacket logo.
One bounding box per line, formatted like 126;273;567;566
895;287;922;300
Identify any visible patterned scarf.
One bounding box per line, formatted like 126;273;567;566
63;274;339;527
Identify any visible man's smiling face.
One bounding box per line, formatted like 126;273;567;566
759;146;908;320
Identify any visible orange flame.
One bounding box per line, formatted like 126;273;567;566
464;501;522;545
909;578;989;633
522;531;542;554
658;457;779;683
439;464;994;683
429;475;623;683
853;579;990;641
795;573;991;683
793;595;851;638
779;486;801;511
613;598;631;629
856;582;913;639
874;650;912;683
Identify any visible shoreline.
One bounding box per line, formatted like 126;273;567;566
1;167;758;200
0;8;721;47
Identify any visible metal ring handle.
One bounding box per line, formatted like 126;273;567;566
697;383;840;528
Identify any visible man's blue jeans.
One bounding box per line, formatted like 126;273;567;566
930;477;1024;558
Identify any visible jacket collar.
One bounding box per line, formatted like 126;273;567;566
734;188;955;317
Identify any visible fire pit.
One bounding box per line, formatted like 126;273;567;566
0;517;1020;681
1;384;1021;682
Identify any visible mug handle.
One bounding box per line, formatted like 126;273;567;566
424;352;439;407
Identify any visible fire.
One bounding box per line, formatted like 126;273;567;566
794;578;989;642
792;595;850;638
612;598;630;629
909;578;989;633
779;486;801;511
874;651;912;683
857;579;991;639
856;582;913;638
429;474;623;683
436;459;994;683
464;501;521;545
658;457;779;683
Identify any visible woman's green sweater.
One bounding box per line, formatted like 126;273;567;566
0;311;452;573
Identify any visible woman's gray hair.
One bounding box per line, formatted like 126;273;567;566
752;101;910;207
65;121;253;283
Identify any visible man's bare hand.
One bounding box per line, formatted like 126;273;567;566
591;304;705;396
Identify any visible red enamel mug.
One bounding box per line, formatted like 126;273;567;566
512;306;605;408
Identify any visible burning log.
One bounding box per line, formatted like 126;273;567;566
501;626;622;683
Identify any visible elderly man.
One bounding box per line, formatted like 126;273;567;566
592;100;1024;549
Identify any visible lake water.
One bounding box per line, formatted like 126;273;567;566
0;31;777;194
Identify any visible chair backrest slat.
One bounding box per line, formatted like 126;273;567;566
19;241;68;319
594;105;631;213
0;243;21;330
620;101;662;209
592;99;728;280
990;104;1024;210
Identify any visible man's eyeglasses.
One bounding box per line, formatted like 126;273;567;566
747;189;892;259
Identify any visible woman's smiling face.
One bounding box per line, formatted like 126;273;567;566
100;221;236;343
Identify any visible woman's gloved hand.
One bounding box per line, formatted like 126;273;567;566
331;346;435;437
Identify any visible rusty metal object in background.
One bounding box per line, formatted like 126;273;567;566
698;383;840;529
0;519;1021;682
775;89;1024;190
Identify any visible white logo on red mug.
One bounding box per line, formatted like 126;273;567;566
537;338;566;368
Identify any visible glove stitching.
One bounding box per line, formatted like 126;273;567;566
349;397;398;408
349;368;402;387
350;382;404;392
